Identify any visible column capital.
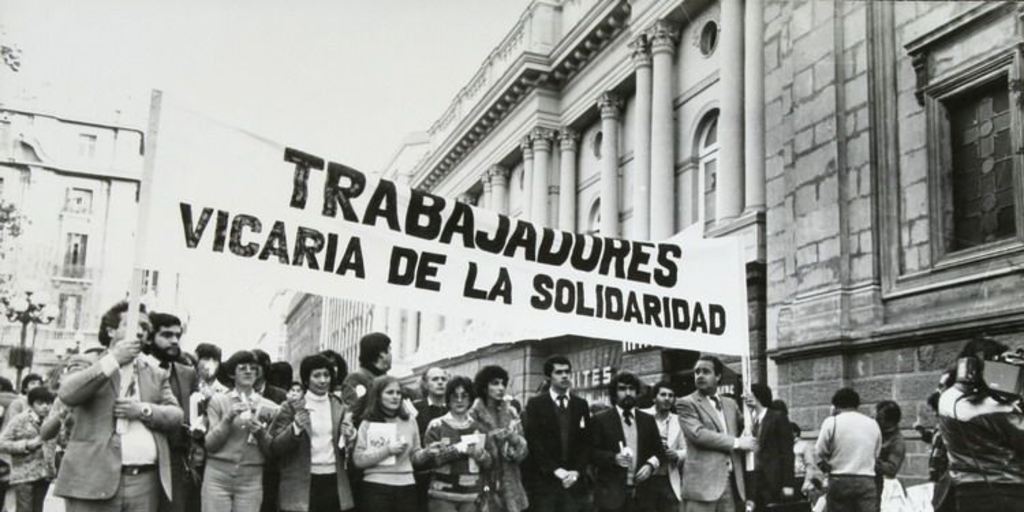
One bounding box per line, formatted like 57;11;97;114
482;176;494;193
597;92;624;119
648;20;679;55
520;134;535;158
484;164;511;184
531;127;557;149
629;34;652;68
558;127;581;152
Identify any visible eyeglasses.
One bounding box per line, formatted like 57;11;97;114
236;364;259;372
450;392;471;400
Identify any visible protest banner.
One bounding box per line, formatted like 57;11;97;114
138;93;750;355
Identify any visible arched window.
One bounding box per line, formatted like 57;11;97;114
586;199;601;235
697;111;719;225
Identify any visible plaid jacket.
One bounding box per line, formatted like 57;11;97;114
0;409;56;485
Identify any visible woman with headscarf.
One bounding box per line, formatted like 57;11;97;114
352;375;428;512
203;350;279;512
470;365;528;512
270;354;356;512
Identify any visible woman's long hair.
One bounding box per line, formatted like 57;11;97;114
361;375;409;422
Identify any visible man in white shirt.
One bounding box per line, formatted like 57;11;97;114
639;381;686;512
815;387;881;512
53;301;184;512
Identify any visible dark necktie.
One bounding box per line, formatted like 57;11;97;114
753;415;761;436
624;409;633;426
557;395;567;410
709;395;722;411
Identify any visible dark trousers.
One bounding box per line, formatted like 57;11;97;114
262;468;280;512
14;479;49;512
827;475;877;512
954;483;1024;512
746;469;783;510
309;474;342;512
360;482;417;512
414;471;431;512
635;475;677;512
597;486;636;512
530;482;588;512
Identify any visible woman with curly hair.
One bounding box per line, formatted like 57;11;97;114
470;365;528;512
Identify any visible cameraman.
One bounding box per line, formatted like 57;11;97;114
937;337;1024;511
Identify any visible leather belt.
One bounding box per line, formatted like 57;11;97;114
122;464;156;476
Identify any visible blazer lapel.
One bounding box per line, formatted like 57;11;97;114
330;397;344;447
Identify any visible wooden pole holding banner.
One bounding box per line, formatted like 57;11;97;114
124;90;163;359
742;352;755;470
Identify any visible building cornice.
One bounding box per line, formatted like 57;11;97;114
769;307;1024;362
414;0;632;192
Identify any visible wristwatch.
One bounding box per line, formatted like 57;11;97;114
141;404;153;419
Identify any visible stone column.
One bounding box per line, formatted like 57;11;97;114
744;0;765;212
631;35;653;240
718;0;746;222
486;165;510;216
387;307;402;345
598;92;623;237
650;21;679;240
531;127;556;226
558;128;580;231
482;172;493;211
404;310;419;356
520;135;534;220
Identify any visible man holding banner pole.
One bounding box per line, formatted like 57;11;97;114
53;300;184;512
679;355;756;512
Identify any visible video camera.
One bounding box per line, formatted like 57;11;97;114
957;348;1024;403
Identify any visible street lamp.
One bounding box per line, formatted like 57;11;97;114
2;291;55;384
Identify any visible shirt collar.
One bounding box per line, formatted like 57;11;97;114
549;387;568;404
757;408;768;422
615;405;634;420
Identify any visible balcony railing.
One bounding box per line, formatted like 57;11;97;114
0;324;98;353
51;263;96;281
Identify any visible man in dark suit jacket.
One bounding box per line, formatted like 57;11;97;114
679;355;757;512
146;313;200;512
743;383;794;510
54;301;184;512
587;371;665;512
524;355;591;512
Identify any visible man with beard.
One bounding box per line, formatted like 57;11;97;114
145;312;199;512
679;355;756;512
587;371;664;512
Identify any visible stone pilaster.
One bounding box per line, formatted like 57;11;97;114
597;92;623;237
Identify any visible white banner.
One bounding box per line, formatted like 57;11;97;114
141;96;750;355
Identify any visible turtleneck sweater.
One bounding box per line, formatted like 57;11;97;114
306;391;336;474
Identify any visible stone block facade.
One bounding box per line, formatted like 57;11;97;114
767;1;1024;484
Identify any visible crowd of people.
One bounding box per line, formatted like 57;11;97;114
0;299;1020;512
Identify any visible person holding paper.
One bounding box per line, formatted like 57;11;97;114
470;365;529;512
353;375;426;512
587;371;665;512
202;350;279;512
418;375;492;512
52;301;184;512
678;355;755;512
270;354;356;512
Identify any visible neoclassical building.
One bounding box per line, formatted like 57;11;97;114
377;0;770;401
311;0;1024;483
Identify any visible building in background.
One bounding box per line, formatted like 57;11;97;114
0;100;186;378
274;0;1024;485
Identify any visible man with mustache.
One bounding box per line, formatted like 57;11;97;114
587;371;664;512
679;355;756;512
145;313;199;512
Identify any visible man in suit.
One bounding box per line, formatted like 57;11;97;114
679;355;757;512
54;301;184;512
639;381;687;512
145;312;200;512
588;371;665;512
743;383;794;510
524;355;591;512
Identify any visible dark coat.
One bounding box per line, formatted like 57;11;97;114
270;394;355;511
160;362;198;512
754;408;795;501
587;407;665;510
523;392;591;493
